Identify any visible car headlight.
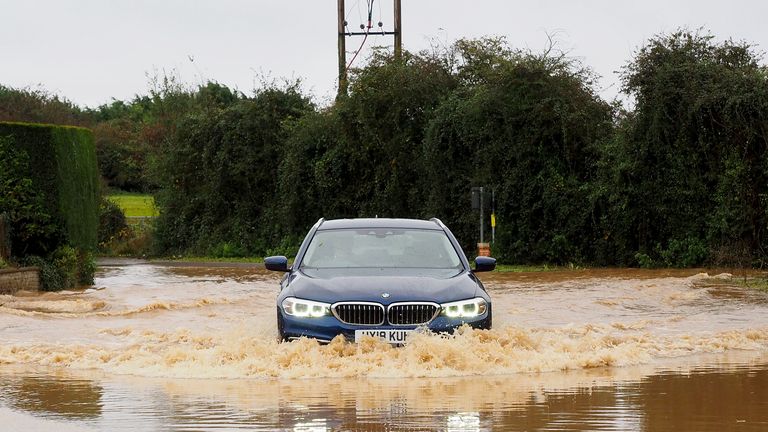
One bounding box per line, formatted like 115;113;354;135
441;297;487;318
282;297;330;318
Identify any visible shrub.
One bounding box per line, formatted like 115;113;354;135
0;122;99;253
634;238;708;268
0;122;99;289
152;86;313;256
52;245;78;289
265;235;302;258
210;242;248;258
100;225;153;257
98;196;128;247
76;250;96;285
21;255;61;291
423;40;613;261
97;196;154;257
635;253;656;269
599;30;768;266
21;245;93;291
658;238;708;268
0;134;55;256
0;84;89;126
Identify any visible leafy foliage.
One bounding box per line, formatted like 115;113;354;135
4;31;768;268
21;245;93;291
0;123;98;289
150;33;768;267
152;85;312;256
277;49;458;231
0;85;89;126
423;39;614;263
275;38;613;264
596;30;768;266
0;134;57;255
98;196;128;247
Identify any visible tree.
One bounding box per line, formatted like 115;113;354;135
600;30;768;266
152;85;312;255
424;38;614;262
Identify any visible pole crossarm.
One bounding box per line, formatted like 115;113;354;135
342;31;398;36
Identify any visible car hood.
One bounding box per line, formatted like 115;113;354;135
287;268;480;304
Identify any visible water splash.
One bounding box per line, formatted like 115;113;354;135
1;266;767;380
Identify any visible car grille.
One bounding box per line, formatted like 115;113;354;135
333;303;385;325
387;303;439;325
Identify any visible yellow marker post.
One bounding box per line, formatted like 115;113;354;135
490;213;496;245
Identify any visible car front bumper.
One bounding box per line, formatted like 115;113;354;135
277;305;492;343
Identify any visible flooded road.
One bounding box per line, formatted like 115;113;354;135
1;263;768;430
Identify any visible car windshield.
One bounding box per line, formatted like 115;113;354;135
300;228;463;269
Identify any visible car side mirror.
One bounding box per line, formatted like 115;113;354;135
265;255;290;272
473;256;496;272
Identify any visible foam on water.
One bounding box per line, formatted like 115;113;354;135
1;321;767;379
0;296;229;317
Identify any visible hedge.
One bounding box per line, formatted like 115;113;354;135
0;121;99;254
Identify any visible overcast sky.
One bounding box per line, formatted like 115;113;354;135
2;0;767;108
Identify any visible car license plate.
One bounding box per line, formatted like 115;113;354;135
355;329;412;344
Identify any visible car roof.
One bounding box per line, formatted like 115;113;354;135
317;218;443;231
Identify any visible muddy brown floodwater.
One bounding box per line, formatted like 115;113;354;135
1;263;768;431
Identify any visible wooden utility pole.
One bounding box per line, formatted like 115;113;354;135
337;0;403;98
337;0;348;97
394;0;402;58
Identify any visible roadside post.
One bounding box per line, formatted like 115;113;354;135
472;187;491;257
491;189;495;245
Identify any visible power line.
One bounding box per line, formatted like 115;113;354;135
346;32;369;70
337;0;402;98
345;0;375;70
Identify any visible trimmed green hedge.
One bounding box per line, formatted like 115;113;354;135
0;121;98;254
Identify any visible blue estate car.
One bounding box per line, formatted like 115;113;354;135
265;218;496;344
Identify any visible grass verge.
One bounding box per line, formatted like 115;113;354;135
107;193;159;217
733;277;768;291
